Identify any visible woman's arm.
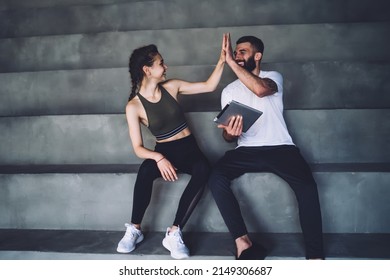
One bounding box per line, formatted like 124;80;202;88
164;33;227;96
126;103;160;160
125;102;178;181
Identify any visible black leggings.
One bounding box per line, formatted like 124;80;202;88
208;145;324;259
131;134;210;229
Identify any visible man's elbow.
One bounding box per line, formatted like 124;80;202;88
254;88;269;98
254;87;276;98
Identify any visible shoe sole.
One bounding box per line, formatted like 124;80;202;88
162;238;189;259
117;234;144;253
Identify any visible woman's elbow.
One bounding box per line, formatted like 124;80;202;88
205;83;218;93
133;146;144;158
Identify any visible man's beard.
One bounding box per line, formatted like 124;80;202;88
238;54;256;72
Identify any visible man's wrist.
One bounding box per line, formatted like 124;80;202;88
223;130;237;143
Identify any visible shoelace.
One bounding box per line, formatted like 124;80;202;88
125;225;138;239
172;231;185;245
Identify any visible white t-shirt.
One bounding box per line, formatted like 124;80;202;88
221;70;294;147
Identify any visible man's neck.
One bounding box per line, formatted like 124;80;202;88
252;65;261;76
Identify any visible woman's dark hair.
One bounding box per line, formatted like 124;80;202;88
128;44;159;101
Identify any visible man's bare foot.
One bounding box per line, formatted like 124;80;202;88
235;235;252;258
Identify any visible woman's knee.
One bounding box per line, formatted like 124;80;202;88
137;159;159;179
192;158;211;178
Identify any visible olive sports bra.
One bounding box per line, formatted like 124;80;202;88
137;85;188;141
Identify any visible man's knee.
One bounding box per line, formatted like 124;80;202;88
207;168;230;192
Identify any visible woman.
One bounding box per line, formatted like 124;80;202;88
117;34;227;259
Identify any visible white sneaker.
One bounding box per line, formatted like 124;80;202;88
162;227;190;259
117;223;144;253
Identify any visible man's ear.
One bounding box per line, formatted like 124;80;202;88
255;52;262;62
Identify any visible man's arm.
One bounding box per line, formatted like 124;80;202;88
224;34;278;97
227;61;278;97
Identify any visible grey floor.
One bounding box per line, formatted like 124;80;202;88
0;229;389;260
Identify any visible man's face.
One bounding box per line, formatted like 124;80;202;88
234;42;257;72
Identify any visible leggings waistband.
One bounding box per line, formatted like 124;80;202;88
155;134;195;150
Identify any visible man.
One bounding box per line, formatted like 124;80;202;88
208;34;324;260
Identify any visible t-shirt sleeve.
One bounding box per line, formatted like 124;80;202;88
221;87;233;109
264;71;283;97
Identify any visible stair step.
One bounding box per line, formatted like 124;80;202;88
1;169;389;233
2;0;390;38
0;230;389;260
1;163;390;174
1;62;389;117
0;0;135;11
1;23;389;73
1;110;389;165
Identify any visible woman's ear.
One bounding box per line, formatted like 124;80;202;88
142;65;150;76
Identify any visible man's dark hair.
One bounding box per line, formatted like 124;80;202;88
236;36;264;54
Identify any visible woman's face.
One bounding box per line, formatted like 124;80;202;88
148;54;167;81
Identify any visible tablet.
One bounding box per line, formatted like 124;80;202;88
214;100;263;132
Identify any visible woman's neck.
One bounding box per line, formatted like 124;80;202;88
139;80;161;100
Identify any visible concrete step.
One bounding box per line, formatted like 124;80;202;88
1;22;389;73
0;110;389;165
1;62;389;117
0;0;151;10
0;229;389;260
0;0;147;11
1;165;389;233
2;0;390;38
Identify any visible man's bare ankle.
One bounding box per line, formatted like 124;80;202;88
235;235;252;257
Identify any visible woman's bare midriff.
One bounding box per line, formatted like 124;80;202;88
156;127;192;143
